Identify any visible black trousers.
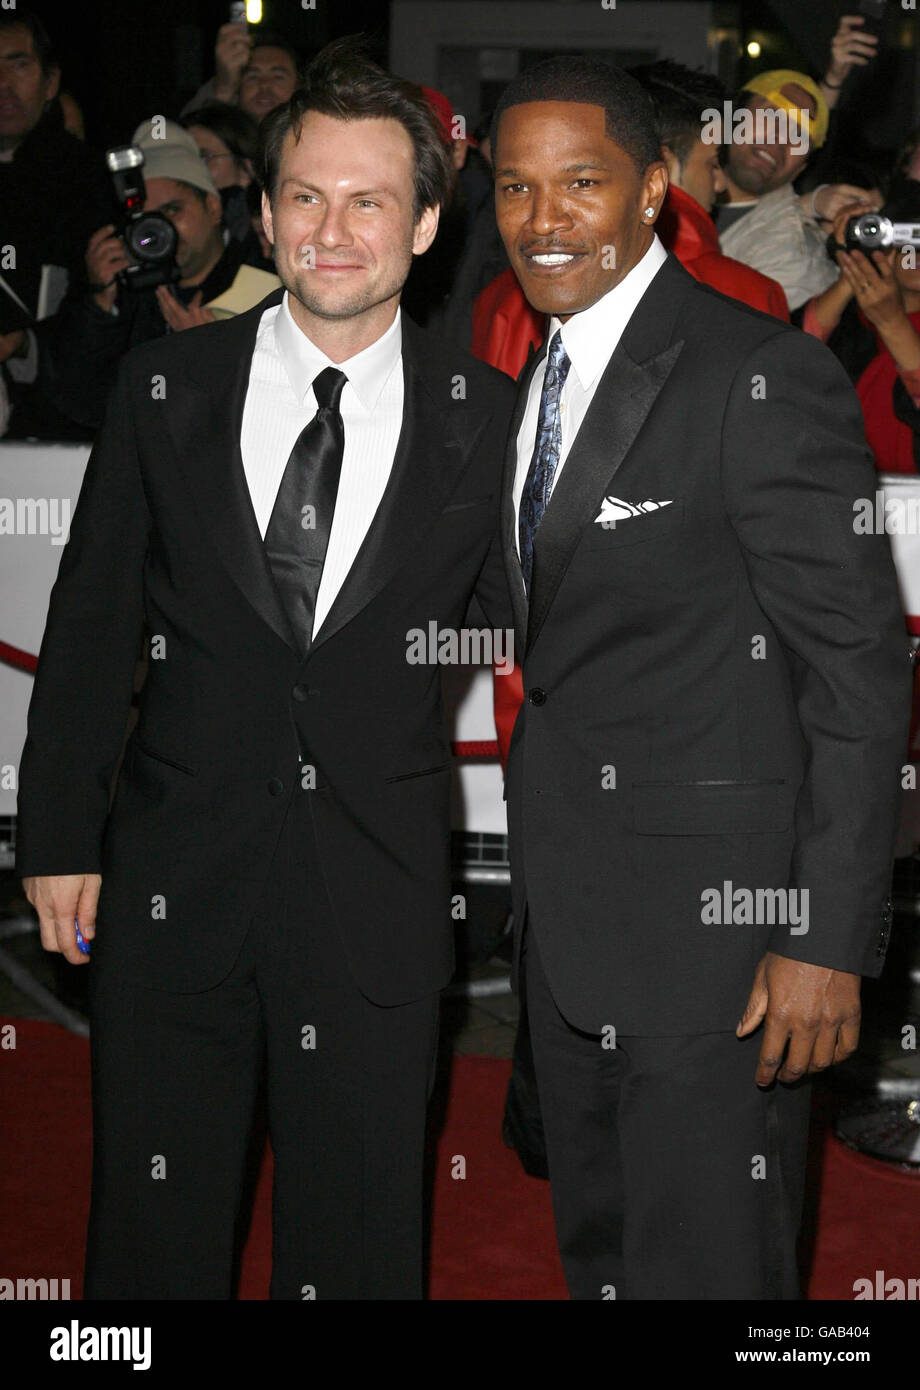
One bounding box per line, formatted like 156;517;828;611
523;924;813;1300
83;786;440;1300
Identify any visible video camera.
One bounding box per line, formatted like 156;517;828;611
844;212;920;253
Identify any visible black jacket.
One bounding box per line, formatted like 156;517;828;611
503;253;911;1035
16;291;515;1003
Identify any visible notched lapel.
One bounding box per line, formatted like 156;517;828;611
308;333;488;653
525;338;685;654
162;303;300;657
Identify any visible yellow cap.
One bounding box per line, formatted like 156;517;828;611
742;69;829;149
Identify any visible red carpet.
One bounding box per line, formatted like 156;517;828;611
1;1017;917;1299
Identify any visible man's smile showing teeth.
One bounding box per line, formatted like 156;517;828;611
525;251;583;272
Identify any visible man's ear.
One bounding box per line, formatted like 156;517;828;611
261;188;275;247
43;63;61;104
660;144;681;189
641;160;669;222
412;203;440;256
206;191;223;226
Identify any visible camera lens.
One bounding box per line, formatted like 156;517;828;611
127;213;177;264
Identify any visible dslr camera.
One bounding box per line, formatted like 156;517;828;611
105;145;181;291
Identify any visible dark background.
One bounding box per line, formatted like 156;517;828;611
21;0;919;157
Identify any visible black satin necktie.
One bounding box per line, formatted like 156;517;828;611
264;366;348;653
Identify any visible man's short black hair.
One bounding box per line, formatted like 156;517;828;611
489;54;661;173
629;59;727;171
244;29;301;77
0;7;56;71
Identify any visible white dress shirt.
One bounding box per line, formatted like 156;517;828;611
514;234;668;556
240;290;404;636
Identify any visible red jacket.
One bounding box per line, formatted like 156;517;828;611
473;186;789;766
855;309;920;473
656;184;789;320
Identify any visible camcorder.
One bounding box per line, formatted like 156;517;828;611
844;212;920;253
104;145;181;292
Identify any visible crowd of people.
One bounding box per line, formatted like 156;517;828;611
1;8;919;469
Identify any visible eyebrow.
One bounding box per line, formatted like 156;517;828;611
279;179;396;198
496;161;611;178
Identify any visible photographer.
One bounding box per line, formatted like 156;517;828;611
0;8;112;438
804;187;920;472
34;117;279;436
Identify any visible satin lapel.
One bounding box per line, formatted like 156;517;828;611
163;289;301;654
308;317;487;654
525;337;684;655
502;340;548;659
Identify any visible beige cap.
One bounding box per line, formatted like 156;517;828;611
131;116;219;197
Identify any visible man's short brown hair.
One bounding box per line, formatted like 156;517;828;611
259;37;453;222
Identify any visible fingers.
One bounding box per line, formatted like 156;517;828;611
833;1011;861;1064
807;1023;840;1074
25;874;96;965
737;956;768;1038
755;1017;790;1088
775;1022;819;1083
76;874;101;942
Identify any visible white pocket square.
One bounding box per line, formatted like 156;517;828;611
594;496;673;524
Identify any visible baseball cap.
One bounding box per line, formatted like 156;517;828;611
131;116;219;197
742;69;829;149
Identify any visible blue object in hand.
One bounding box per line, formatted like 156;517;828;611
74;919;91;955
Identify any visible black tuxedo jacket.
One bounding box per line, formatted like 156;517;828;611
503;253;911;1036
16;289;515;1002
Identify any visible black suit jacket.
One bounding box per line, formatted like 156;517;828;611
503;253;911;1036
15;289;515;1003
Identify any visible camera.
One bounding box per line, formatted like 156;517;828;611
844;213;920;253
105;145;181;292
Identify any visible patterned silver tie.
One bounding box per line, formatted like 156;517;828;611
518;330;571;597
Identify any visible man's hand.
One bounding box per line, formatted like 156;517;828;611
23;873;101;966
737;952;861;1086
156;287;217;332
214;21;252;103
85;225;133;312
824;15;879;92
807;183;881;226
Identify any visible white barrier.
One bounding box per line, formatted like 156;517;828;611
0;443;505;831
878;474;920;623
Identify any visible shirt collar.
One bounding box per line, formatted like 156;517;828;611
549;234;668;391
274;290;402;412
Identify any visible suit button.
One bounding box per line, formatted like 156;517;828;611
267;778;284;796
292;684;309;702
529;687;546;706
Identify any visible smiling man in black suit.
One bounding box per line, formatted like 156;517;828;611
493;56;910;1300
16;42;514;1300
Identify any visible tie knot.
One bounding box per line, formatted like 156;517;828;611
544;330;570;389
312;366;348;412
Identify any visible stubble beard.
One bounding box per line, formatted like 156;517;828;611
280;248;414;322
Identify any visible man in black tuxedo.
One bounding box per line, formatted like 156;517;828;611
16;44;514;1299
493;57;911;1299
